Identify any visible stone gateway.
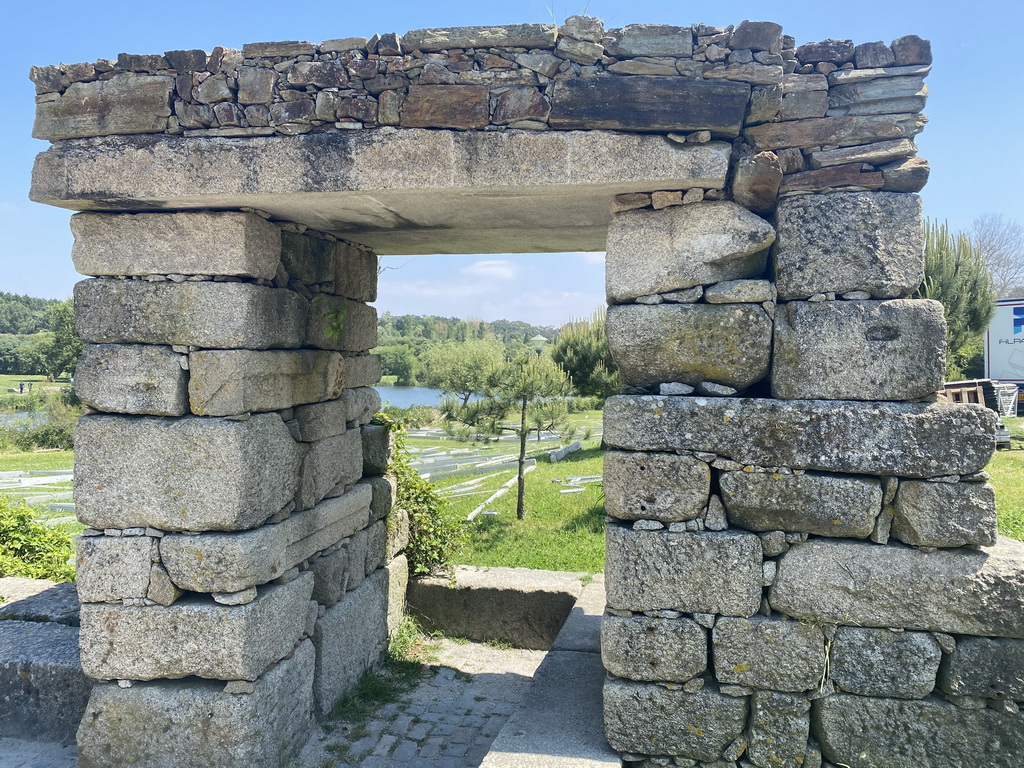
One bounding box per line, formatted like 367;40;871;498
26;15;1024;768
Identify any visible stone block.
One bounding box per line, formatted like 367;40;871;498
606;201;775;303
773;192;924;300
772;299;946;400
365;519;387;575
746;690;811;768
881;156;930;192
745;113;925;152
306;295;377;352
345;529;367;592
313;567;389;716
713;615;826;692
296;429;363;511
33;73;173;140
830;627;941;699
280;231;336;285
76;535;155;603
813;694;1024;768
311;547;348;608
891;480;997;548
335;242;378;302
605;526;762;616
771;537;1024;638
70;211;281;279
80;574;312;682
74;343;188;416
75;279;306;349
386;555;409;637
0;621;90;743
938;636;1024;700
188;350;345;416
600;614;707;681
292;397;346;442
361;423;394;475
342;354;382;388
77;639;315;768
361;474;396;523
400;85;489;130
807;138;917;169
720;470;881;538
342;386;382;424
603;450;710;523
75;413;301;532
779;163;884;194
160;485;371;593
605;25;694;57
607;303;772;390
603;679;748;761
603;396;996;478
403;24;557;51
550;75;749;135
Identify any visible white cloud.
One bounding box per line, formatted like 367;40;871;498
459;260;519;280
579;252;606;265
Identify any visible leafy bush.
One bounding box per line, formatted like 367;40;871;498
0;497;76;582
0;388;80;452
374;413;465;576
378;403;441;428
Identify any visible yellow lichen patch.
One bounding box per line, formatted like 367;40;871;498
732;662;751;673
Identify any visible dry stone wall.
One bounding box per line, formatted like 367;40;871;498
27;15;1024;768
66;210;409;767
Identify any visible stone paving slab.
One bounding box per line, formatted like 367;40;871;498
298;639;547;768
0;739;77;767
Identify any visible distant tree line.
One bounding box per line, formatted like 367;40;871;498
0;294;81;379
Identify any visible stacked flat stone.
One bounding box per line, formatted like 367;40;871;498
68;210;410;767
601;28;1023;768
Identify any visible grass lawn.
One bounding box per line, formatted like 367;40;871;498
0;374;70;392
0;450;74;472
439;445;606;573
993;417;1024;541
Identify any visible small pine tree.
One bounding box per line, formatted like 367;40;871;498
913;219;995;380
551;310;622;398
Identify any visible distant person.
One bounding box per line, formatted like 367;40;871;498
18;381;23;394
27;382;32;393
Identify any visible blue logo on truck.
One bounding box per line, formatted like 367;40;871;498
1015;307;1024;334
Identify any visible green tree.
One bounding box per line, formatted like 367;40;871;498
378;344;418;385
441;354;570;520
41;299;81;380
551;310;622;398
914;219;995;380
422;340;504;406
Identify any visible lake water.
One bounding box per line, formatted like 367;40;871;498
0;411;45;427
374;386;447;409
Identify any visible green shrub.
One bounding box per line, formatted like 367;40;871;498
0;497;76;582
373;413;465;576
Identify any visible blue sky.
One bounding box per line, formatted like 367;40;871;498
1;0;1021;327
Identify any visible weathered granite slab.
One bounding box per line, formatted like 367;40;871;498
74;413;301;532
603;451;709;523
937;636;1024;700
713;615;826;692
830;626;941;699
813;694;1024;768
603;396;996;478
773;192;924;300
607;303;772;390
0;578;80;626
80;573;312;681
34;74;173;140
720;470;881;538
772;299;946;401
601;614;706;682
606;201;774;302
891;480;997;548
160;485;371;593
771;537;1024;638
74;343;188;416
75;279;307;349
603;679;748;761
70;211;281;279
605;526;762;616
403;24;557;51
550;76;750;134
75;535;155;603
77;639;315;768
188;349;345;416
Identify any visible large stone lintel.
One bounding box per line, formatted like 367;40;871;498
603;396;996;477
31;130;731;255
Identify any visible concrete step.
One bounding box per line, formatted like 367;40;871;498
480;578;619;767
